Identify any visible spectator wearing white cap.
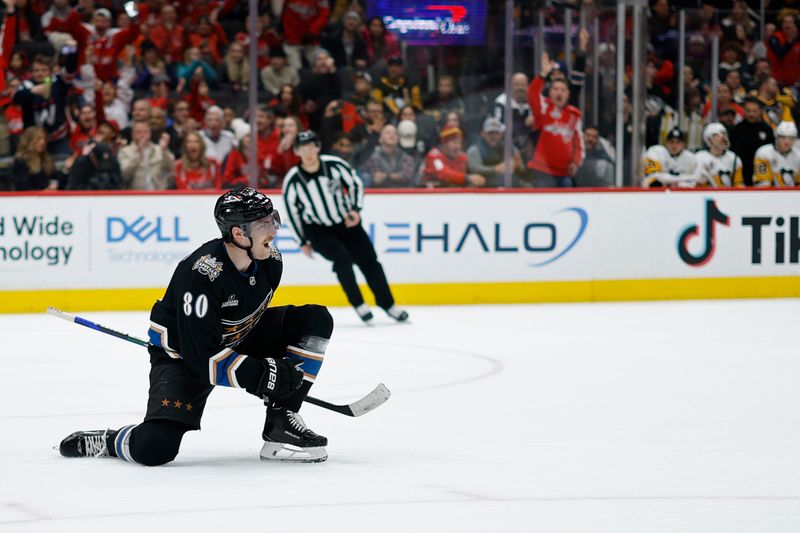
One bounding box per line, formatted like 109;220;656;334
397;120;423;156
466;117;522;187
397;105;438;152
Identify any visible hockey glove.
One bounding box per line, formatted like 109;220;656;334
255;357;304;401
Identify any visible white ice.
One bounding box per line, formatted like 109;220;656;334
1;300;800;532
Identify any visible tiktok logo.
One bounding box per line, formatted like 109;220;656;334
678;199;730;266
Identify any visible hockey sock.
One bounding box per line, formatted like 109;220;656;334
105;429;120;457
282;335;328;411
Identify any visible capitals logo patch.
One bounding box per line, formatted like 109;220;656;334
192;254;223;281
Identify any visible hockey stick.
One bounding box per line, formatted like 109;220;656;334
46;307;390;417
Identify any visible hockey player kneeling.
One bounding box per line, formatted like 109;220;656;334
59;188;332;464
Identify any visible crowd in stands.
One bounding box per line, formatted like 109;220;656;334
636;0;800;187
0;0;798;191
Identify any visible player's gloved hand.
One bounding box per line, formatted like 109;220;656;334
255;357;304;400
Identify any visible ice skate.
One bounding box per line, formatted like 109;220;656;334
260;407;327;463
59;429;116;458
355;303;374;324
385;305;409;322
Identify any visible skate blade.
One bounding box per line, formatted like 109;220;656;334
259;442;327;463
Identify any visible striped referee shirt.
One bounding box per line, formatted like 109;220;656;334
282;155;365;245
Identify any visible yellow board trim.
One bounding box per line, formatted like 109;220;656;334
2;277;800;313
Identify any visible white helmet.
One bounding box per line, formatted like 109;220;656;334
703;122;730;150
776;121;798;139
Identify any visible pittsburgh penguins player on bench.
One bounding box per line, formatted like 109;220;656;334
59;188;332;464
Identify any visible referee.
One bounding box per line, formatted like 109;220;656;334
282;131;409;324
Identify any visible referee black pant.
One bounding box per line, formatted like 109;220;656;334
304;222;395;310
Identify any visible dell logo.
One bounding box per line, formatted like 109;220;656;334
107;216;190;243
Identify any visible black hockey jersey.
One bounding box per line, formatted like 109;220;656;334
148;238;282;391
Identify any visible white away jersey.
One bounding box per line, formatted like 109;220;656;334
641;145;697;186
753;144;800;187
692;149;743;187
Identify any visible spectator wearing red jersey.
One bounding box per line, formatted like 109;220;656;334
254;104;278;168
41;0;72;34
95;119;120;150
422;126;486;187
362;16;400;67
172;0;219;26
174;131;220;189
233;13;280;70
767;13;800;87
188;16;227;65
69;104;97;152
134;0;165;27
183;78;216;124
221;133;257;188
3;78;24;153
146;3;187;63
527;52;585;187
48;7;140;82
0;0;18;114
263;115;301;187
68;102;100;161
281;0;330;70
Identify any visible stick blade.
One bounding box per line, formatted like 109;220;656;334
348;383;391;417
46;307;73;322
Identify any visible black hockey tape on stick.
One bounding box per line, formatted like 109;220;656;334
45;307;390;417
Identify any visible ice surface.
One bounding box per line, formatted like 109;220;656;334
1;300;800;532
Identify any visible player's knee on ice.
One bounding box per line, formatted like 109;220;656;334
129;420;191;466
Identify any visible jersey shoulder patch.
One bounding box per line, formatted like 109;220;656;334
192;254;224;281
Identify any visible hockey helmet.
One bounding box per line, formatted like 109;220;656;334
666;127;685;141
776;121;798;138
294;130;321;150
702;122;729;150
214;187;280;242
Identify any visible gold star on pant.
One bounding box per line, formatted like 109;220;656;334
174;400;183;409
186;403;193;411
161;398;170;407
